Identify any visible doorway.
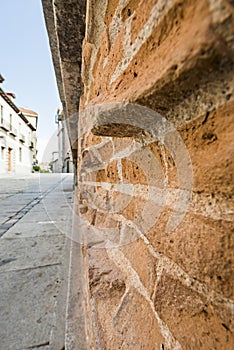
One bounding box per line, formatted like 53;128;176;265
8;148;12;172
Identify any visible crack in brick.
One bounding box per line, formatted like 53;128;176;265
107;246;182;350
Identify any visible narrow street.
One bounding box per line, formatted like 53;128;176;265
0;174;74;350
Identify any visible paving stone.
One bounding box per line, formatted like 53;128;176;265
0;235;65;272
0;174;74;349
0;265;60;350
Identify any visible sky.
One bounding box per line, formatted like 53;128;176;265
0;0;61;162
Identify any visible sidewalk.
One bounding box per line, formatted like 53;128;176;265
0;174;74;350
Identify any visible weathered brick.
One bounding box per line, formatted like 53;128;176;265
97;287;165;349
121;158;147;185
147;210;233;299
120;239;158;298
96;160;120;183
181;101;234;196
43;0;234;348
154;271;234;349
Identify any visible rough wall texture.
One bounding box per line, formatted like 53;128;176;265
79;1;234;349
43;0;234;349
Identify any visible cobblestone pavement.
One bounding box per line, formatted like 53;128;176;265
0;173;74;350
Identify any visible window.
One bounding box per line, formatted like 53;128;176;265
0;105;3;124
10;114;12;130
19;147;22;162
1;146;5;160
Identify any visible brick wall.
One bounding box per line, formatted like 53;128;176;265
78;1;234;348
43;0;234;348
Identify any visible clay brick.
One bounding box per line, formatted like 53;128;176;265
121;239;158;298
88;248;126;299
80;148;103;173
81;171;97;183
96;139;113;163
119;196;147;221
104;1;119;26
96;160;120;183
181;101;234;196
113;137;133;155
85;132;102;147
43;0;234;348
147;210;233;299
84;206;119;229
97;288;165;349
87;248;128;348
121;158;147;185
154;271;234;349
89;26;125;101
146;141;179;189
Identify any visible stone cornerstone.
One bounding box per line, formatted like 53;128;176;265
42;0;234;349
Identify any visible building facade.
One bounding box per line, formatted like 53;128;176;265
51;109;74;173
0;81;37;175
19;108;38;167
57;109;73;173
43;1;234;349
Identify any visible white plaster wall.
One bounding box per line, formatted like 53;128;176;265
0;95;34;175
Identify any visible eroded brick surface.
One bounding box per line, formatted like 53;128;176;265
78;1;234;347
43;0;234;348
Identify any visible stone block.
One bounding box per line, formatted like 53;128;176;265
97;287;165;349
180;101;234;196
154;271;234;349
147;210;233;299
96;161;120;183
43;0;234;348
120;239;158;298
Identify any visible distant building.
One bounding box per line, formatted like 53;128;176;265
19;108;38;167
50;151;59;173
0;76;38;174
51;109;73;173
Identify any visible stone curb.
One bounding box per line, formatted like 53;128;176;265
64;193;88;350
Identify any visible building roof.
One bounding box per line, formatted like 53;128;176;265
6;92;16;99
20;108;38;117
0;87;36;131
